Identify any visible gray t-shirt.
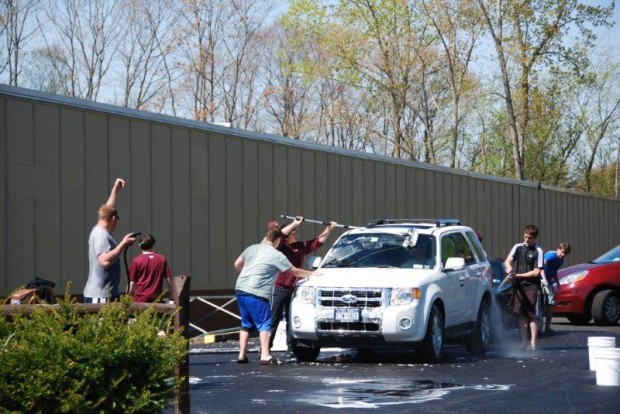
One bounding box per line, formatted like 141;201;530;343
84;225;121;298
235;242;292;300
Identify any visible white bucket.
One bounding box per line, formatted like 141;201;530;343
588;336;616;371
595;348;620;386
270;321;288;352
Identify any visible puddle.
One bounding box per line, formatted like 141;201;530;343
297;378;510;409
188;376;227;390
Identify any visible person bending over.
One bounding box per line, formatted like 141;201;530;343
541;242;571;333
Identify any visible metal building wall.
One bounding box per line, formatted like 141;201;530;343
1;84;619;296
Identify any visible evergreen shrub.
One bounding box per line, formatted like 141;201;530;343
0;290;187;413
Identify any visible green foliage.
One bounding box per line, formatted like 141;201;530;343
0;292;187;413
576;164;618;197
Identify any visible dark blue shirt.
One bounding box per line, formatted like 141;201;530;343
543;251;564;285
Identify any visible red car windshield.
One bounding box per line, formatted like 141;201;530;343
593;245;620;264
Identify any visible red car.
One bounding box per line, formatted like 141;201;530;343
554;245;620;326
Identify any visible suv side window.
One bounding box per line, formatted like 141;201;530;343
441;235;455;266
441;233;475;266
465;231;486;262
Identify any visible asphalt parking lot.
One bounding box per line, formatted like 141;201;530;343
177;317;620;414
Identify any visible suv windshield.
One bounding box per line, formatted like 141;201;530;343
593;244;620;263
321;233;436;269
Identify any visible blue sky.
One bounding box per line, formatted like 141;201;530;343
590;1;619;54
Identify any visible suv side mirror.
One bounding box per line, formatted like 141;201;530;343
307;256;322;270
444;257;465;271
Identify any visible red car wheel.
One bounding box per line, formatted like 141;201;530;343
592;289;620;326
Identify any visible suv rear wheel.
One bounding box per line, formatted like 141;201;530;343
466;300;490;355
418;304;443;362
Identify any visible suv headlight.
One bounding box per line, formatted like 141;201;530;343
390;287;420;305
559;270;588;285
294;286;315;304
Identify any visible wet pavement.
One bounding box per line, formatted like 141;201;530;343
174;318;620;413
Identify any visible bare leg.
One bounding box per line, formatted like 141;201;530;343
529;319;538;350
519;316;529;348
544;306;553;332
259;330;271;361
239;329;249;360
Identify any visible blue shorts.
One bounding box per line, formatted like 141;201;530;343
236;292;271;332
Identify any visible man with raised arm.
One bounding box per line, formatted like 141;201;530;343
83;178;137;303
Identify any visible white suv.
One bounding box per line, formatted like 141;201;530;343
289;219;493;362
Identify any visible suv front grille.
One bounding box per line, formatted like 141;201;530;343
318;288;383;308
318;321;380;332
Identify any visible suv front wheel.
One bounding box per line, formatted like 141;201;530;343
418;304;444;362
466;300;490;355
291;341;321;362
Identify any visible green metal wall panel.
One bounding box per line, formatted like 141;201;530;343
170;127;191;276
2;85;620;296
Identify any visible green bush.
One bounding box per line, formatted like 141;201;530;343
0;290;187;413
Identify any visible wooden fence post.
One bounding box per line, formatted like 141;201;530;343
173;275;191;414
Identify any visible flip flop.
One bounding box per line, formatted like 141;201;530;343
237;356;249;364
258;357;280;365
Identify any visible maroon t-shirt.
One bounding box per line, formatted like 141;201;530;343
129;252;172;302
275;237;323;289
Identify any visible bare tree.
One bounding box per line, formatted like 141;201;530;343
315;81;378;151
39;0;125;100
260;23;314;139
409;44;450;164
420;0;482;168
118;0;178;111
175;0;226;122
219;0;276;128
0;0;41;86
284;0;441;159
570;65;620;192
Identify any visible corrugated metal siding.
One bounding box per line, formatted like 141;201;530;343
1;84;620;295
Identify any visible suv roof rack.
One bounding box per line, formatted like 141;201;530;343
366;218;462;228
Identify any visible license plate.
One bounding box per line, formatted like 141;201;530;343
335;308;359;322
